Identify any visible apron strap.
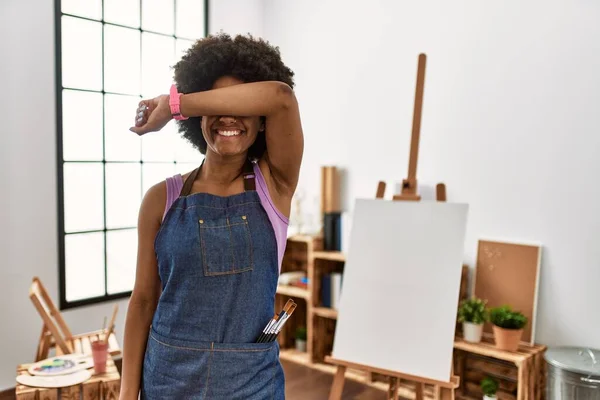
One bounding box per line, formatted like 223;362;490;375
242;160;256;191
179;159;256;196
180;164;201;197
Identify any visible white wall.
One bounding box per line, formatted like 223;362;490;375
0;0;264;390
263;0;600;349
209;0;263;37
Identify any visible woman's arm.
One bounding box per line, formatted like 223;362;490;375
119;184;164;400
130;81;304;196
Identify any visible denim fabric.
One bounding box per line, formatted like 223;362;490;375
141;189;285;399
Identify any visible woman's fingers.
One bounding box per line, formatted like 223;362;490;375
130;95;170;135
136;101;151;126
131;100;152;135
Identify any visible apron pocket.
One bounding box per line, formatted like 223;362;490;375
143;331;213;399
207;341;282;400
198;214;254;276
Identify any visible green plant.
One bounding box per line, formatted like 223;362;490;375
295;326;307;341
457;297;489;324
481;376;498;396
489;305;528;329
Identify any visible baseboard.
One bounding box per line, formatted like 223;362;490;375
0;387;15;400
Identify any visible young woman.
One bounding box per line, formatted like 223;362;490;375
119;33;303;399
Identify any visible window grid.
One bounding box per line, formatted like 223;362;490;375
56;0;208;310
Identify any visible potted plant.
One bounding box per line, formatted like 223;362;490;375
295;326;307;352
489;305;527;351
481;376;498;400
457;297;488;343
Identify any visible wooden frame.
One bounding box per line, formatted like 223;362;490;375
326;357;459;400
54;0;210;311
29;277;120;361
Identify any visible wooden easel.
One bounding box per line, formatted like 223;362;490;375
30;277;120;361
326;53;459;400
376;53;447;203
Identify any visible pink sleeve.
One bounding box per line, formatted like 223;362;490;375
253;163;289;272
163;174;183;221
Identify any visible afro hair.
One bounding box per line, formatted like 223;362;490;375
172;32;295;159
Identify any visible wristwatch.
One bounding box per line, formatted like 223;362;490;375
169;84;188;120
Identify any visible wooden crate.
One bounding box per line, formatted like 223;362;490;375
454;336;547;400
311;313;337;364
311;252;345;310
16;356;120;400
282;235;323;272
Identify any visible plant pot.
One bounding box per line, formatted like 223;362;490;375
462;322;483;343
295;339;306;352
492;325;523;351
483;395;497;400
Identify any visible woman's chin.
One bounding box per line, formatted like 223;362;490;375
211;145;248;158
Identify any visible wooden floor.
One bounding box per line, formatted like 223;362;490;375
282;360;388;400
1;361;389;400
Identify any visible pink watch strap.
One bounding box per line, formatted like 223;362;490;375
169;84;188;120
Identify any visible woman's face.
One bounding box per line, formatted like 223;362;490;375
201;76;264;157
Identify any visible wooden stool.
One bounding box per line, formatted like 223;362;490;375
16;355;120;400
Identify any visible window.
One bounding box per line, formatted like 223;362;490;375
55;0;208;309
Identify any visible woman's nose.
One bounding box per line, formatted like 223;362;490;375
218;115;237;124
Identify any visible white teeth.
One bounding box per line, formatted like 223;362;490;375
217;130;241;137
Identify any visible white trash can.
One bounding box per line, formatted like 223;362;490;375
545;347;600;399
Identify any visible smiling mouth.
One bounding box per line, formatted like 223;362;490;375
214;129;244;137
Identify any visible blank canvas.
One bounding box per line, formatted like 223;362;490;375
331;199;469;383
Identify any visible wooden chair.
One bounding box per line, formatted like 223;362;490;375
29;276;121;361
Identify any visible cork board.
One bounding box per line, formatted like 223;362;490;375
474;239;542;344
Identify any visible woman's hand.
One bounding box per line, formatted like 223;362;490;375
129;94;172;136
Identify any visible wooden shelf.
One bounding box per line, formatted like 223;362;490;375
287;234;322;245
313;251;346;262
313;307;338;319
279;348;311;366
276;285;310;300
454;336;546;365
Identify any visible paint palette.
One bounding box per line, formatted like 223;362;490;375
28;354;93;376
17;369;92;388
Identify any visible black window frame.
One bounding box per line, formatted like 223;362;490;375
55;0;209;310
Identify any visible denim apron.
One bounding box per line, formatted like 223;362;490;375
141;159;285;399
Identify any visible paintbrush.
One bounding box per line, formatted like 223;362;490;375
257;313;281;343
257;299;296;343
265;302;297;343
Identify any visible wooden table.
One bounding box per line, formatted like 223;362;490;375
453;336;547;400
16;355;120;400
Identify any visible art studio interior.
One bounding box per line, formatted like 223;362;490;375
1;1;599;399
